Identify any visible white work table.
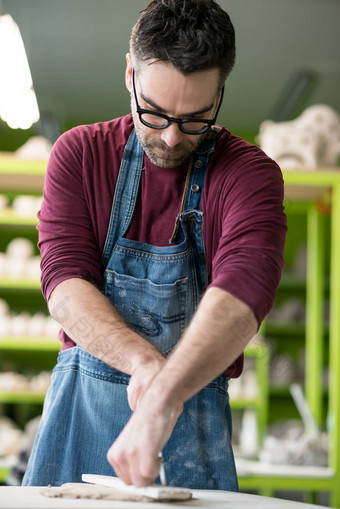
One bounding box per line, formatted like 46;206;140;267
0;487;330;509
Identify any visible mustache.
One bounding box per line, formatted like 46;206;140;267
146;139;192;154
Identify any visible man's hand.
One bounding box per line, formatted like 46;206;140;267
127;357;165;411
107;287;257;487
107;392;182;486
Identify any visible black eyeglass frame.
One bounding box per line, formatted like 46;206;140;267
132;69;224;135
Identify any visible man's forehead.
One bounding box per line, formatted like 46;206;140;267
136;62;220;108
138;60;219;82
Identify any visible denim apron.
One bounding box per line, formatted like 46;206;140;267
23;129;238;490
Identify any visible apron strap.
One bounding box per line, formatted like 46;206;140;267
184;130;217;211
101;127;217;263
170;130;217;243
101;129;144;268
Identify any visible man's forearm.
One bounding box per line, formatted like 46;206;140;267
145;286;258;410
107;286;258;485
48;277;165;375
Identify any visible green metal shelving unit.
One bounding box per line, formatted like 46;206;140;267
230;341;269;445
0;336;59;483
0;337;60;353
1;158;340;505
238;170;340;508
0;156;48;484
0;210;38;226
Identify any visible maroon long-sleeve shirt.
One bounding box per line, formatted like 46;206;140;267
38;114;287;377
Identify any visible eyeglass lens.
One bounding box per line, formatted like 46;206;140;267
140;113;210;133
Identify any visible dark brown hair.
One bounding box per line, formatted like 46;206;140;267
130;0;236;88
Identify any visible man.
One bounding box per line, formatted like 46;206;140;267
23;0;286;490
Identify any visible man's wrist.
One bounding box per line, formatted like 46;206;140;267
142;369;184;416
129;346;165;375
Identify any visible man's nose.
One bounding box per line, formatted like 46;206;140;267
160;122;183;147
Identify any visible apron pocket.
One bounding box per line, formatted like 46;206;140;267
104;270;188;354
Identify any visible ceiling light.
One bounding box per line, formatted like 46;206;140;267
0;12;40;129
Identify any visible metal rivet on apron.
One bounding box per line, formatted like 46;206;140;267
191;184;200;193
195;160;203;168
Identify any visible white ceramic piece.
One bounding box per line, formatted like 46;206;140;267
258;104;340;170
239;409;258;457
15;136;53;160
0;298;10;316
12;195;43;216
28;313;47;337
10;313;31;336
25;256;41;280
44;317;61;338
6;238;35;260
82;474;192;501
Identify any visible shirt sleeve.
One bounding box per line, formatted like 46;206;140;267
37;128;103;302
208;155;287;328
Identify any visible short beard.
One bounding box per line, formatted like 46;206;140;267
132;108;205;168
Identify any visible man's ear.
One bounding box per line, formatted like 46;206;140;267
125;53;133;93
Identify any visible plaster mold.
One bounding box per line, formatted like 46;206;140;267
258;105;340;170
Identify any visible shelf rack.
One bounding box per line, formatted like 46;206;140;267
1;155;340;505
0;155;45;192
0;155;48;484
0;337;60;352
0;278;41;290
230;341;269;445
0;211;38;226
238;169;340;508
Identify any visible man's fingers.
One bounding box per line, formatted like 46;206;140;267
106;445;122;477
107;444;134;486
107;387;179;488
107;444;160;487
128;451;161;487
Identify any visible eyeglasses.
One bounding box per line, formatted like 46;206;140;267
132;69;224;135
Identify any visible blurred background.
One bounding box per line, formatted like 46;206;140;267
1;2;340;504
0;0;339;148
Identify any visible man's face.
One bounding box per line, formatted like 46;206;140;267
127;57;221;168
